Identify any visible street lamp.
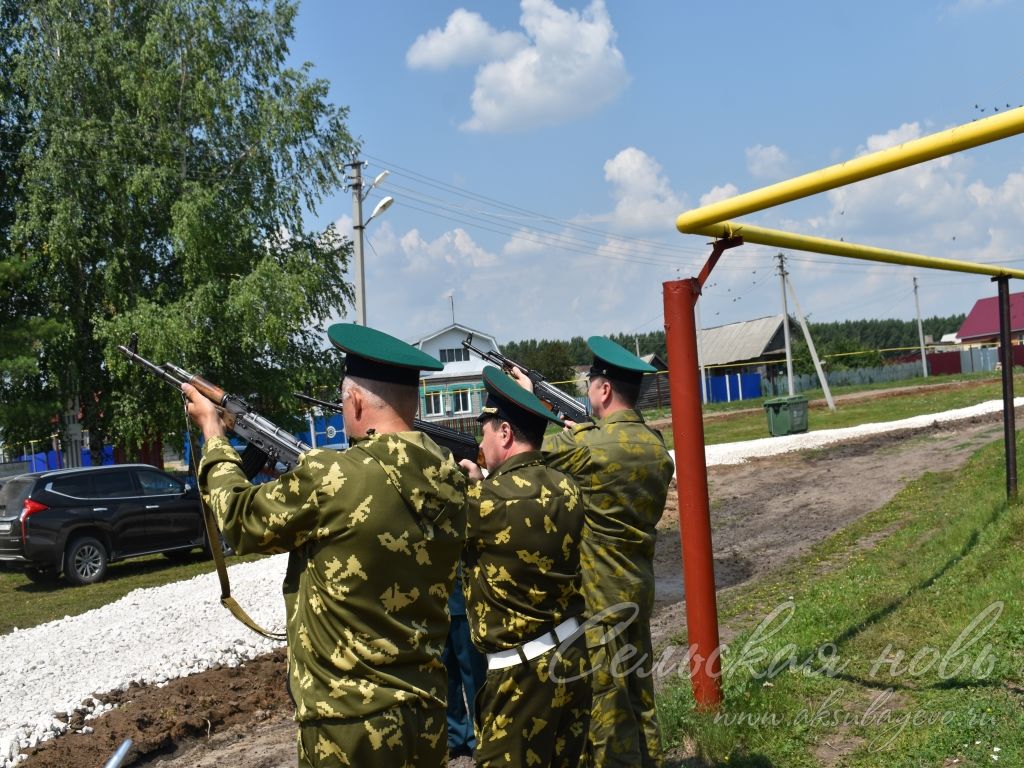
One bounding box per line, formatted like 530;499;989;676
345;161;393;326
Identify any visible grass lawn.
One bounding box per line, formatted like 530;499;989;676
657;435;1024;766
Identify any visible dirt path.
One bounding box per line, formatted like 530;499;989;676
17;410;1010;768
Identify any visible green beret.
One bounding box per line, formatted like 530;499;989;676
478;366;561;438
327;323;442;386
587;336;656;384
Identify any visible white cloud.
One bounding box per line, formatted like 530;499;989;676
603;147;684;231
700;183;738;208
406;9;528;70
399;228;499;271
863;122;921;152
502;229;548;256
746;144;790;179
409;0;628;132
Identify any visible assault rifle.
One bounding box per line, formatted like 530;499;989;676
119;334;290;641
461;334;590;424
293;392;482;466
118;334;311;479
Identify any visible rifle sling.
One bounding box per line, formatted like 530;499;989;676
185;403;286;642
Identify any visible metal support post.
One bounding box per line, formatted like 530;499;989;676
995;276;1018;499
664;277;722;709
661;236;739;710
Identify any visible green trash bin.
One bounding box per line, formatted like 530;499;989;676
763;395;809;436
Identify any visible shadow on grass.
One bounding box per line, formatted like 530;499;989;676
12;550;214;594
811;498;1007;691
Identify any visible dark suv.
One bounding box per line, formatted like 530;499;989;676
0;464;214;586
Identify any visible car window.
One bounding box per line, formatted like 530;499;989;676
0;477;35;515
91;471;137;499
136;469;183;496
49;474;95;498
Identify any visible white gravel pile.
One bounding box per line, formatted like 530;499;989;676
0;555;287;766
1;396;1018;765
702;396;1022;466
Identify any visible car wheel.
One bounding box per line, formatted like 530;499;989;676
24;567;59;585
64;536;108;586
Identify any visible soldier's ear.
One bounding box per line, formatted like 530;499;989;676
347;387;364;420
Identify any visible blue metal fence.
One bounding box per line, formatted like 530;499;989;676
704;372;762;403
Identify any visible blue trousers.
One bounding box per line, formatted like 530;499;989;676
444;615;487;752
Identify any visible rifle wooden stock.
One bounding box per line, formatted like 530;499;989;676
118;342;310;477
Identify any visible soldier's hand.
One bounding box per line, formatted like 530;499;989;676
458;458;484;481
181;383;227;440
561;418;577;430
508;366;535;393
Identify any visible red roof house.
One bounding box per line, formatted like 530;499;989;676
957;291;1024;343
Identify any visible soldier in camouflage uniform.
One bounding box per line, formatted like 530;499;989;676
182;323;468;768
520;337;674;767
457;366;592;767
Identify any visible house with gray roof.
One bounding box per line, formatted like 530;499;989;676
700;315;787;371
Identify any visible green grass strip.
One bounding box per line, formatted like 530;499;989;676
658;436;1024;767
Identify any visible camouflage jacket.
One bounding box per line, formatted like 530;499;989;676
543;410;674;616
462;451;585;654
198;432;467;720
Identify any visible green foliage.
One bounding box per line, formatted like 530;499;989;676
1;0;357;455
500;338;578;390
503;315;965;375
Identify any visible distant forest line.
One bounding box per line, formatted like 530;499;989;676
500;315;967;384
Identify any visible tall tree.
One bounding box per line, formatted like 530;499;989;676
1;0;64;455
4;0;358;459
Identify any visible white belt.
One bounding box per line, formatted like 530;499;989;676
486;616;581;671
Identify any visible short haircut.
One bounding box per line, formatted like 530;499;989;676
593;375;641;408
480;414;543;450
343;375;419;419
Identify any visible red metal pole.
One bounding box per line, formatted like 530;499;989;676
664;278;723;709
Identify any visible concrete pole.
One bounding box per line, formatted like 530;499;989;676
347;161;367;326
786;275;836;412
914;277;928;378
777;253;795;396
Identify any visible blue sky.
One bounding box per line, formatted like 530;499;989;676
287;0;1024;346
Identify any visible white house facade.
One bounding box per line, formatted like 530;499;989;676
412;323;501;424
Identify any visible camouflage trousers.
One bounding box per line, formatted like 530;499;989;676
586;616;662;767
297;703;447;767
474;634;592;767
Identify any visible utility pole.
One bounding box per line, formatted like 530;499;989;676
777;253;795;396
913;276;928;378
346;161;367;326
344;161;393;327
